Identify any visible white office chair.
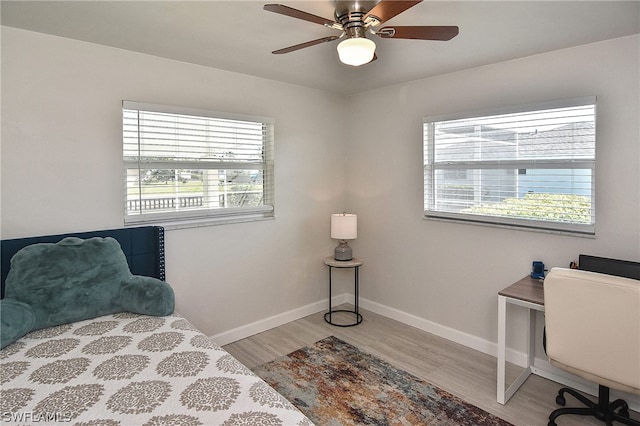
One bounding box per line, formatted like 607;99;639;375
544;267;640;426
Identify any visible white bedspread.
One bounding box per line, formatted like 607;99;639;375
0;312;313;425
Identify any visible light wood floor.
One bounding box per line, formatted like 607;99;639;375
223;305;635;426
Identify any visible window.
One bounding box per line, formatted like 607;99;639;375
123;101;274;227
423;97;596;235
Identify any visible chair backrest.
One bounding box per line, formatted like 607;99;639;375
544;267;640;395
579;254;640;280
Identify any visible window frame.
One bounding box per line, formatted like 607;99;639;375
423;97;596;236
123;101;275;229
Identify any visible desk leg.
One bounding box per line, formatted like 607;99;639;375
498;296;538;405
497;295;507;404
526;306;536;371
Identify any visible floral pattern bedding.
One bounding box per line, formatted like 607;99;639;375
0;312;313;425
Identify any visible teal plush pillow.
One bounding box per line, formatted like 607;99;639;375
1;236;174;348
0;299;36;349
121;275;174;316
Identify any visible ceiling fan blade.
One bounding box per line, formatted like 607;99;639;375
376;26;459;41
272;36;340;54
263;4;337;27
364;0;422;25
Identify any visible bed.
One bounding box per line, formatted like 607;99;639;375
0;226;312;425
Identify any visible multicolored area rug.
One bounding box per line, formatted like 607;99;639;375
253;336;513;425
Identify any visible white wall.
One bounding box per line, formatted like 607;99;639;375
345;35;640;352
2;26;638;356
1;26;348;336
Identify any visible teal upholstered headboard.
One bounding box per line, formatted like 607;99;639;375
1;226;165;298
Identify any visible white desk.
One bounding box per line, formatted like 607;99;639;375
497;276;545;404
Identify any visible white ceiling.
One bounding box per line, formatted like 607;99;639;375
2;1;639;95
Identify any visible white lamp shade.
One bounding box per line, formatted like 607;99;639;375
337;38;376;66
331;213;357;240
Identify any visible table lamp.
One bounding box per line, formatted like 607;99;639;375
331;213;357;261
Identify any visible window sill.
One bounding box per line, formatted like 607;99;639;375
156;215;275;231
125;207;275;230
423;214;596;238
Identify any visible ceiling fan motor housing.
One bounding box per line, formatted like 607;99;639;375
343;21;367;39
335;0;378;39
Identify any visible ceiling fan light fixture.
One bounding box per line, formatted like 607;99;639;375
337;37;376;66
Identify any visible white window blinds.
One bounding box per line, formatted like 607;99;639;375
123;101;274;226
423;97;596;235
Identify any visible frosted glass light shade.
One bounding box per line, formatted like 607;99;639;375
337;38;376;66
331;213;357;240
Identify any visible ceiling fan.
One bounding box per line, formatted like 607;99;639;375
264;0;459;66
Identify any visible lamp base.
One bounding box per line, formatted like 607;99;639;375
334;241;353;261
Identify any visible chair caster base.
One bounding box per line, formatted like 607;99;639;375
548;385;640;426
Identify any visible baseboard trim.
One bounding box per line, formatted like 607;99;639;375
211;293;640;411
210;294;349;346
355;296;527;367
212;292;526;367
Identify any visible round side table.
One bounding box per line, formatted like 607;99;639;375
323;256;363;327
